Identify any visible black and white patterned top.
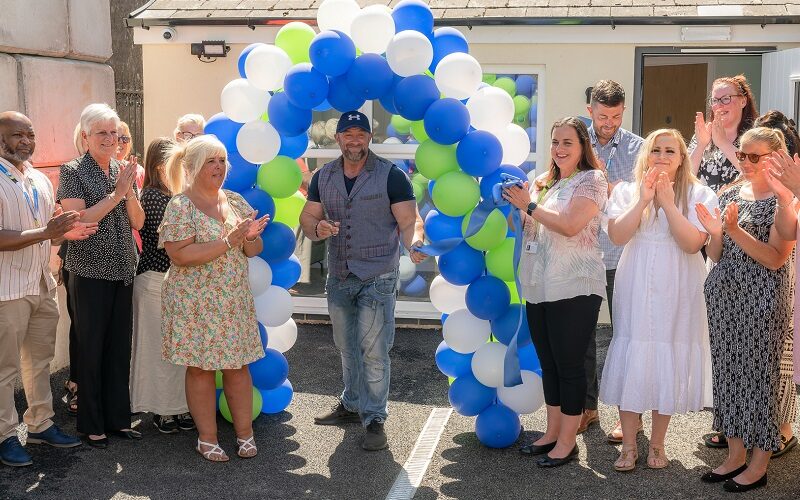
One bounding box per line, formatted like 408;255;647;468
56;153;139;285
688;134;741;193
137;187;171;275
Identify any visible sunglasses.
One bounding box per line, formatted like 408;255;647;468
119;135;131;144
734;151;771;164
708;94;742;106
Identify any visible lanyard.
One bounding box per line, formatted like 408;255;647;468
0;162;41;227
536;169;578;204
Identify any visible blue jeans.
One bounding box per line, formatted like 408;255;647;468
326;269;398;426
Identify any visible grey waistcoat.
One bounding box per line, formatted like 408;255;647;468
318;152;400;281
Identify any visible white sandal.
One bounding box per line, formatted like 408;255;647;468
196;439;229;462
237;435;258;458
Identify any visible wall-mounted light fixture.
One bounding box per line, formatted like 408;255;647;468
680;26;732;42
190;40;230;62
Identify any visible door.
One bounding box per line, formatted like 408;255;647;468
642;63;708;140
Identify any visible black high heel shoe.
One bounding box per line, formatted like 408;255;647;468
700;463;748;483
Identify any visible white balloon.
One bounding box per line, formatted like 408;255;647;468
236;120;280;165
443;308;490;354
496;123;532;167
350;5;395;54
497;370;545;415
386;30;433;77
471;342;507;388
317;0;361;35
266;318;298;353
221;78;271;124
253;286;293;327
429;275;467;314
399;255;416;281
466;86;514;134
248;257;272;297
383;137;402;145
434;52;482;100
244;45;292;91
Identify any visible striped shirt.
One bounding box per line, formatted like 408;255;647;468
589;126;644;271
0;157;57;301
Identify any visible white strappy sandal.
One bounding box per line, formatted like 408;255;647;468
236;435;258;458
196;439;229;462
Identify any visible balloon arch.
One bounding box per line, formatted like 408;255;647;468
210;0;544;447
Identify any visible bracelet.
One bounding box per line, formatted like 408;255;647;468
223;236;232;249
245;234;258;242
314;221;321;239
704;233;712;247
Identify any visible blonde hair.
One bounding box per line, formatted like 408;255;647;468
165;135;227;193
740;126;788;154
117;121;132;158
174;113;206;136
634;128;699;222
73;123;87;155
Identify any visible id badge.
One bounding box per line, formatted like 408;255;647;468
525;241;538;254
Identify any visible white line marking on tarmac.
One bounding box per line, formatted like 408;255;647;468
385;407;452;500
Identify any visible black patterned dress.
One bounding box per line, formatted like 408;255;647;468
704;185;794;451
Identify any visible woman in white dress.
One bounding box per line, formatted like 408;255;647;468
599;128;718;472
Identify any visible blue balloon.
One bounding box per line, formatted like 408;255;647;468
479;164;527;202
313;99;332;112
238;43;262;79
270;255;302;289
401;274;427;296
457;130;503;177
392;0;434;34
393;75;439;121
448;373;495;417
377;73;403;115
424;209;463;242
327;75;366;113
309;30;356;77
268;92;312;137
489;304;529;346
427;179;435;198
284;63;330;110
439;242;484;286
222;151;258;193
259;379;294;414
278;132;309;159
215;388;223;410
346;54;394;100
429;27;469;72
515;75;535;98
466;275;510;321
441;313;448;323
259;222;295;263
241;188;275;220
205;112;243;153
435;340;474;379
423;98;469;146
476;403;521;448
525;126;537;152
249;348;289;390
258;322;268;353
393;159;409;173
518;343;542;376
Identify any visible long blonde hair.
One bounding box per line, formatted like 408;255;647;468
165;135;227;193
634;128;699;222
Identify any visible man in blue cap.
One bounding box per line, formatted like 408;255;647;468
300;111;427;451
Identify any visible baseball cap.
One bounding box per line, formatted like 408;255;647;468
336;111;371;134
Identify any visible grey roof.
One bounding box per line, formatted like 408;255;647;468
128;1;800;26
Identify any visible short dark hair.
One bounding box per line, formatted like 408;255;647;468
590;80;626;107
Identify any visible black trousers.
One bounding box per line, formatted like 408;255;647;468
68;275;133;435
61;270;78;383
526;294;602;416
584;269;616;410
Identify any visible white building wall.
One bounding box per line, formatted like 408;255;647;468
761;48;800;118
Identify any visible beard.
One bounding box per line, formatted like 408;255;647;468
0;140;32;163
342;147;367;162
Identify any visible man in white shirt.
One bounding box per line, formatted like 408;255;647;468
0;111;96;467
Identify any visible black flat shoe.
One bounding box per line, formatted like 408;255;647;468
110;429;142;440
771;435;797;459
536;445;578;468
723;474;767;493
520;441;557;456
700;463;748;483
83;436;108;449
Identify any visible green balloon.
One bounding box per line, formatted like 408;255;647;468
432;171;479;217
219;386;263;423
482;73;497;85
513;95;531;116
412;172;430;188
513;112;531;129
257;156;302;199
415;141;458;180
273;190;306;228
391;114;412;135
448;376;455;385
461;207;507;251
506;280;521;304
412;182;424;203
215;370;223;389
260;111;269;122
493;77;516;97
410;120;429;143
486;238;515;281
274;21;315;65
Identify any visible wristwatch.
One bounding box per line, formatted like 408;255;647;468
526;201;538;216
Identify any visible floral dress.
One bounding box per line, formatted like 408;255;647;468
158;190;263;370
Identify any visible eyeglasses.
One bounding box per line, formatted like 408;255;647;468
179;131;200;140
119;135;131;144
708;94;742;106
734;151;771;164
